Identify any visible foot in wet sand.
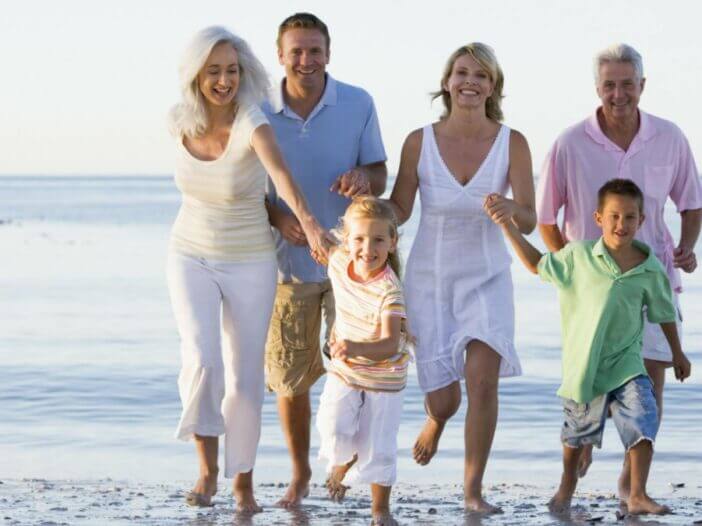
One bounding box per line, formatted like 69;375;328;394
325;456;357;502
547;492;572;514
464;495;503;514
371;509;398;525
578;444;593;478
627;495;671;515
413;417;445;465
233;480;262;514
275;475;310;509
185;471;218;507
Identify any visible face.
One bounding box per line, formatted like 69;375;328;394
596;62;645;123
443;53;494;112
344;217;397;280
278;28;329;91
198;42;240;107
594;194;645;250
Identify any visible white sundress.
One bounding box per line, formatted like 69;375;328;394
405;123;522;393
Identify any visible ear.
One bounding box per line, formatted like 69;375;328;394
389;235;398;253
593;210;603;227
639;77;646;94
638;213;645;227
277;46;284;65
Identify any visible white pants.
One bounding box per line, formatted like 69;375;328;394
316;373;404;486
642;293;682;362
167;251;277;478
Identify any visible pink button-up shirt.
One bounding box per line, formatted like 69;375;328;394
537;109;702;292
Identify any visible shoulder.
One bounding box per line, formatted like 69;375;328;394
403;127;425;150
335;79;374;104
508;128;530;156
552;117;591;150
642;110;687;139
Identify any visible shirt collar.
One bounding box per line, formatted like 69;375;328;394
584;108;657;152
269;73;338;116
593;237;656;275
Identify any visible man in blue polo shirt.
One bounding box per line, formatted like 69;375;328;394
263;12;388;508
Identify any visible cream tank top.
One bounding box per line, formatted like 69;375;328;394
170;104;276;262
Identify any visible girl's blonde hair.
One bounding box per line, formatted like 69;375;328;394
432;42;504;122
340;196;401;276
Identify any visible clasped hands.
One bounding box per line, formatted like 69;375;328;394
483;192;518;226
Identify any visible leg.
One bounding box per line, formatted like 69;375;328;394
627;441;670;515
276;392;313;507
413;381;461;465
220;259;277;512
463;340;502;513
371;484;398;526
548;446;582;513
167;253;226;506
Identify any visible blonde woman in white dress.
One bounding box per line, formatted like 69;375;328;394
168;26;329;511
388;43;536;513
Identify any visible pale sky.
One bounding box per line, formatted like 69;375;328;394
1;0;700;175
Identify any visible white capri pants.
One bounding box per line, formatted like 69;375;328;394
316;373;404;486
167;251;277;478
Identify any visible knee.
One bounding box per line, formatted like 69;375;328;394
467;376;499;402
426;390;461;422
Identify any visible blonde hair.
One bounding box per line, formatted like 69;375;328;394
432;42;504;122
169;26;270;138
340;196;401;277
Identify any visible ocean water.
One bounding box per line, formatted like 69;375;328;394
1;175;700;494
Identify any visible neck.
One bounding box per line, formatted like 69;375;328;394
443;107;493;138
602;237;635;256
598;108;639;146
283;77;325;118
349;262;385;283
205;102;237;130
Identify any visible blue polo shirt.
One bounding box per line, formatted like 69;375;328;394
263;74;387;283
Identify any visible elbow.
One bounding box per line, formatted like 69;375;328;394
517;209;537;234
528;264;539;275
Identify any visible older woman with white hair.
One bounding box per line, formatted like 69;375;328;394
167;26;328;511
537;43;702;511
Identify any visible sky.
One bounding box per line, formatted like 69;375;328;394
1;0;700;176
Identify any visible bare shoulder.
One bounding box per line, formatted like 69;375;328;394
509;129;530;150
404;127;424;151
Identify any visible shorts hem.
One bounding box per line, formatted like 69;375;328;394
175;425;225;441
625;436;655;452
266;367;326;397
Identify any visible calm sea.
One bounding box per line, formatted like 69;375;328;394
1;176;700;491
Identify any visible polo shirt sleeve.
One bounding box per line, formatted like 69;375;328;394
537;247;573;288
643;270;677;323
669;132;702;213
536;141;567;225
357;98;387;166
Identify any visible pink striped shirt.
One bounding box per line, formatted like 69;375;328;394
537;109;702;292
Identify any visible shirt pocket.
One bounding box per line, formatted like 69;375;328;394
643;165;674;205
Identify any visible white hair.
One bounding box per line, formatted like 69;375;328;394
169;26;270;138
593;43;644;84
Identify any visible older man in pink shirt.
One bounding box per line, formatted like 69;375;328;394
537;43;702;493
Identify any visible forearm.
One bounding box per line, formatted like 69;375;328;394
359;161;387;196
265;198;285;229
352;336;401;361
503;222;542;274
386;198;410;225
679;208;702;250
660;321;683;356
539;223;567;252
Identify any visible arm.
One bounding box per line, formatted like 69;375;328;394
674;208;702;272
265;199;307;246
660;322;691;381
330;161;388;197
387;130;421;225
492;212;543;274
329;313;403;362
539;223;567;252
252;124;330;256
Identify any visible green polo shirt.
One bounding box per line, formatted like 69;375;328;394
538;238;676;403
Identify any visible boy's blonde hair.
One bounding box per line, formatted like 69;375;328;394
340;196;401;277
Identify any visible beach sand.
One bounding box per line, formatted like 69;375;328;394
3;478;702;525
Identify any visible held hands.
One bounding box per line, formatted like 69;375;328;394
276;212;307;246
673;244;697;273
483;193;518;226
303;220;335;265
330;169;372;198
329;336;361;361
672;351;692;382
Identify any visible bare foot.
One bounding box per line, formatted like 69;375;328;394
185;471;218;507
275;476;310;509
371;509;398;525
325;456;357;502
578;444;593;478
547;492;572;514
627;495;671;515
413;417;445;465
233;481;262;514
464;496;503;514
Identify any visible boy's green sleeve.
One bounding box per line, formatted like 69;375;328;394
537;246;573;288
644;270;677;323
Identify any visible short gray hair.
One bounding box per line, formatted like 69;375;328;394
169;26;270;138
593;43;644;84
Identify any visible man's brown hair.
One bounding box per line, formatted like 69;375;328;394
277;12;330;51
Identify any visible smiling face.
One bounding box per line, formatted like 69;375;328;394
444;53;494;113
596;61;645;124
278;28;329;92
594;193;645;251
198;42;240;108
344;217;397;281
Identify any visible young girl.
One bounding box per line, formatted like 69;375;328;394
315;196;410;526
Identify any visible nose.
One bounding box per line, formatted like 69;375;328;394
613;84;625;99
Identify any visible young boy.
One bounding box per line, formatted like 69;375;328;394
484;179;691;515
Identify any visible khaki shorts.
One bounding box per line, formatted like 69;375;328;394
265;281;335;397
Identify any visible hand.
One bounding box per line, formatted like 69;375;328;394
329;338;360;360
483;193;518;226
273;212;307;246
302;220;335;265
330;169;371;198
672;351;691;382
673;244;697;273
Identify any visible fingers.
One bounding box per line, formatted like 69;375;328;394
330;171;371;197
286;225;307;246
673;251;697;273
